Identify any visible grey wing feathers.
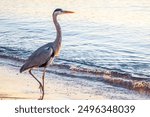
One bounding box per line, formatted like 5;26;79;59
20;43;54;73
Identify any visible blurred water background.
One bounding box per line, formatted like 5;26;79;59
0;0;150;78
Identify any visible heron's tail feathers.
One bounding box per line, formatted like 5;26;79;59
20;61;35;73
20;63;29;73
20;65;25;73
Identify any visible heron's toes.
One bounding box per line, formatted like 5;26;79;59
38;95;44;100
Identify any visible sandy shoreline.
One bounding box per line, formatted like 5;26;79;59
0;65;104;100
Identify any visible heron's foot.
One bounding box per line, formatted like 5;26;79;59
38;92;44;100
38;85;44;100
38;96;43;100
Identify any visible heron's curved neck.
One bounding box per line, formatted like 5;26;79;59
53;14;62;46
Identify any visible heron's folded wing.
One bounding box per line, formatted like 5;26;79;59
21;46;54;71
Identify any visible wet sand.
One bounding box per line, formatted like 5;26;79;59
0;66;104;100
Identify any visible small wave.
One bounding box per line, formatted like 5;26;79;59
102;76;150;95
0;31;11;34
51;64;150;94
0;46;31;59
58;58;150;78
0;54;25;62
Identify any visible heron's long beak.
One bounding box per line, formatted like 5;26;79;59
63;10;74;14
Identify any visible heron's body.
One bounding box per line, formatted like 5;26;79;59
20;8;74;100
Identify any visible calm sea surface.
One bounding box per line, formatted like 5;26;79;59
0;0;150;78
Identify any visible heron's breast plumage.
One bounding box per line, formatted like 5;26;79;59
55;46;61;57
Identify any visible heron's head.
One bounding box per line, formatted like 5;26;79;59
53;8;74;16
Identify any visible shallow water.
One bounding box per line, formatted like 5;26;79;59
0;0;150;78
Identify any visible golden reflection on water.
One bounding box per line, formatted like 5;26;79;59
0;0;149;26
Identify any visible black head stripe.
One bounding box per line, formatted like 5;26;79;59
54;8;63;13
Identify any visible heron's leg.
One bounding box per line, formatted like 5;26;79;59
41;67;46;100
29;69;43;99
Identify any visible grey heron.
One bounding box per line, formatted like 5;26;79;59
20;8;74;100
